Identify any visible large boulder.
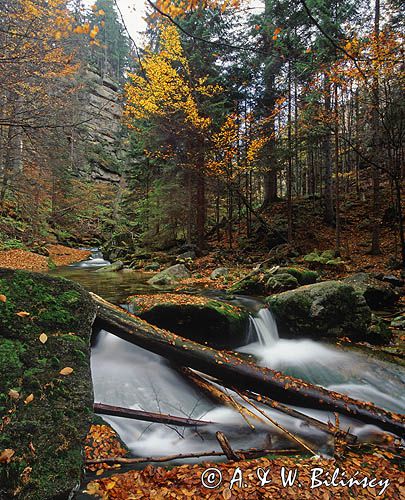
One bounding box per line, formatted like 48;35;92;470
344;273;399;309
0;269;96;500
147;264;191;286
227;274;267;296
266;273;299;293
130;293;249;349
266;281;375;342
274;267;319;286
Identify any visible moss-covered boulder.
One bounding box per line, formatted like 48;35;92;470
0;269;96;500
344;273;399;309
95;260;124;273
266;281;374;342
303;250;346;271
129;293;249;349
265;273;299;293
227;275;266;296
274;267;319;286
147;264;191;286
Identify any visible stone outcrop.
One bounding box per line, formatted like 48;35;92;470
76;68;124;184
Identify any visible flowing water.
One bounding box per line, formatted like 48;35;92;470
50;249;152;303
54;251;405;461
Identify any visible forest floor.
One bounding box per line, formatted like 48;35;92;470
0;245;91;271
82;424;404;499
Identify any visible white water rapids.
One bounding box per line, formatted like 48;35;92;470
91;306;405;461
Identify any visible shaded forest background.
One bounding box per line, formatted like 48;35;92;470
0;0;404;271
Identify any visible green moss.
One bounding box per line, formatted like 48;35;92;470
0;269;96;500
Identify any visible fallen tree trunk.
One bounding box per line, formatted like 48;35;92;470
85;447;300;466
179;367;261;430
91;293;405;437
93;403;214;427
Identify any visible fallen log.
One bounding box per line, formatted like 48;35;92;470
94;403;214;427
85;447;300;466
91;293;405;437
179;367;261;430
184;372;357;444
241;388;357;444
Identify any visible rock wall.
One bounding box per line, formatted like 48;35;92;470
77;68;124;184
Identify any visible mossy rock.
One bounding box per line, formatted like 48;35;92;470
265;273;299;294
227;275;266;296
344;273;399;309
266;281;373;342
303;250;346;270
130;293;249;349
0;269;96;500
368;315;392;344
274;267;319;286
147;264;191;287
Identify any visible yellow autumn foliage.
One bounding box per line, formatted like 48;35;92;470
125;24;221;132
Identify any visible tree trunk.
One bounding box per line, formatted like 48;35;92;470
91;293;405;437
93;403;214;427
323;77;334;224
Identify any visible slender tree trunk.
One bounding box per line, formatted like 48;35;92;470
370;0;382;255
323;77;334;224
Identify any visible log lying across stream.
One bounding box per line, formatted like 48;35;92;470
91;293;405;437
93;403;214;427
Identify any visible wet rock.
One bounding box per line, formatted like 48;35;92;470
144;262;160;271
95;260;124;273
382;275;404;288
227;274;266;296
266;273;299;293
368;314;392;344
344;273;399;309
266;281;373;341
0;269;96;500
130;294;248;349
148;264;191;286
210;267;229;280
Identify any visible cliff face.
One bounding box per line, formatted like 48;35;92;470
77;68;124;183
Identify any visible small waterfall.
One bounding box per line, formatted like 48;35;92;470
248;308;280;346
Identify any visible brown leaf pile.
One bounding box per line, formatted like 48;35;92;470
85;425;128;474
0;249;49;271
47;244;91;266
85;448;404;499
128;293;213;312
0;244;91;271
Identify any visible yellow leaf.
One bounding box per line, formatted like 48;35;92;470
39;333;48;344
59;367;74;376
0;294;6;302
8;389;20;400
106;481;116;490
0;449;15;463
16;311;30;317
24;394;34;405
